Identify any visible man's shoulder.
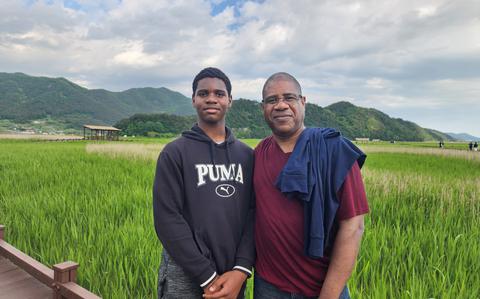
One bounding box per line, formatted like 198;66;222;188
161;136;190;155
231;139;254;154
307;127;341;139
307;127;349;145
254;135;274;153
306;128;363;160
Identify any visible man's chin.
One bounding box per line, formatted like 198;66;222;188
200;116;224;125
271;126;296;138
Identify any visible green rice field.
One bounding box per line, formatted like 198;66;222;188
0;138;479;298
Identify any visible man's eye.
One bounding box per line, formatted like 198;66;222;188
285;95;296;102
265;97;277;104
216;92;226;97
197;91;208;97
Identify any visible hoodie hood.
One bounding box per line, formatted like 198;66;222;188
181;124;235;165
182;123;235;144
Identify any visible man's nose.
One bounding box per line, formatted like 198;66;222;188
206;93;218;103
274;100;289;110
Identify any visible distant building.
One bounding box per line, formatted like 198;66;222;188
355;137;370;143
20;129;35;134
83;125;120;141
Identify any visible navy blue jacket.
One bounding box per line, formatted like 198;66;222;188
275;127;366;258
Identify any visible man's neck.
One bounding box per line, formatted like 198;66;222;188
198;120;226;143
273;126;305;153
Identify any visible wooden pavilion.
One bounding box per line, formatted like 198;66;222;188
83;125;120;141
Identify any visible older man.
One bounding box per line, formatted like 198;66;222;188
254;72;369;299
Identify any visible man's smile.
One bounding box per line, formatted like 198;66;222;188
273;114;293;120
204;107;221;113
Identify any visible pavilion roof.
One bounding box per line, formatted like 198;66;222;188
83;125;120;131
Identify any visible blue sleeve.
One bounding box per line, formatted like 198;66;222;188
332;137;366;193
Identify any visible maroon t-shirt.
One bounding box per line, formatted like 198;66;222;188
254;136;369;296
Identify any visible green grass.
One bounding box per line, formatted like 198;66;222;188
355;152;479;298
359;140;474;151
118;136;175;144
1;139;479;298
365;152;480;178
117;136;261;148
0;140;160;298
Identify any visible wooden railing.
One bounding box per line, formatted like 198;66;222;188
0;225;101;299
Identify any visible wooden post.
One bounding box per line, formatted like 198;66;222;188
0;225;4;240
53;261;79;299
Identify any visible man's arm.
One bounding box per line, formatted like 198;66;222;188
318;215;365;299
153;149;217;287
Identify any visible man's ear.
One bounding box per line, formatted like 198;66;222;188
228;95;233;108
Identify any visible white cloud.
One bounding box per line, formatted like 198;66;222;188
112;41;164;68
0;0;479;136
231;77;265;101
365;78;391;90
416;6;437;18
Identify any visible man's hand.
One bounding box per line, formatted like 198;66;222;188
203;276;219;296
203;270;247;299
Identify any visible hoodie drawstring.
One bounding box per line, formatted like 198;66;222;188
182;124;234;167
225;141;232;166
209;142;216;166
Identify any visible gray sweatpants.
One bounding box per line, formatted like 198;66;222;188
158;250;204;299
157;250;246;299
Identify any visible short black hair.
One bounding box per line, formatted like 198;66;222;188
262;72;302;99
192;67;232;96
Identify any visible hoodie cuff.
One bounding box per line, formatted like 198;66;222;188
233;266;252;277
199;271;217;288
233;257;253;278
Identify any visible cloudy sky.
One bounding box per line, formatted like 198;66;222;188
1;0;479;136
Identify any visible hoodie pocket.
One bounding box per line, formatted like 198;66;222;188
157;251;169;299
193;230;212;259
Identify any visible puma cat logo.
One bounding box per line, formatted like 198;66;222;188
215;184;236;197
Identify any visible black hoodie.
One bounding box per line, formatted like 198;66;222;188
153;124;255;287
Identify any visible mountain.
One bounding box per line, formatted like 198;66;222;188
323;101;453;141
446;132;480;141
0;72;455;140
116;99;454;141
0;72;194;131
114;113;196;137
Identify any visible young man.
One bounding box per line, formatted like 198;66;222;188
254;72;369;299
153;67;254;299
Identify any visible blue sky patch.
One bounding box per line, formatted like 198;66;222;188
63;0;82;10
210;0;265;17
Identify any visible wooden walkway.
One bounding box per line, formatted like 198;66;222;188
0;225;101;299
0;255;51;299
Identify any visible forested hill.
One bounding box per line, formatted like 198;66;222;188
0;72;453;140
115;99;454;141
0;72;194;129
